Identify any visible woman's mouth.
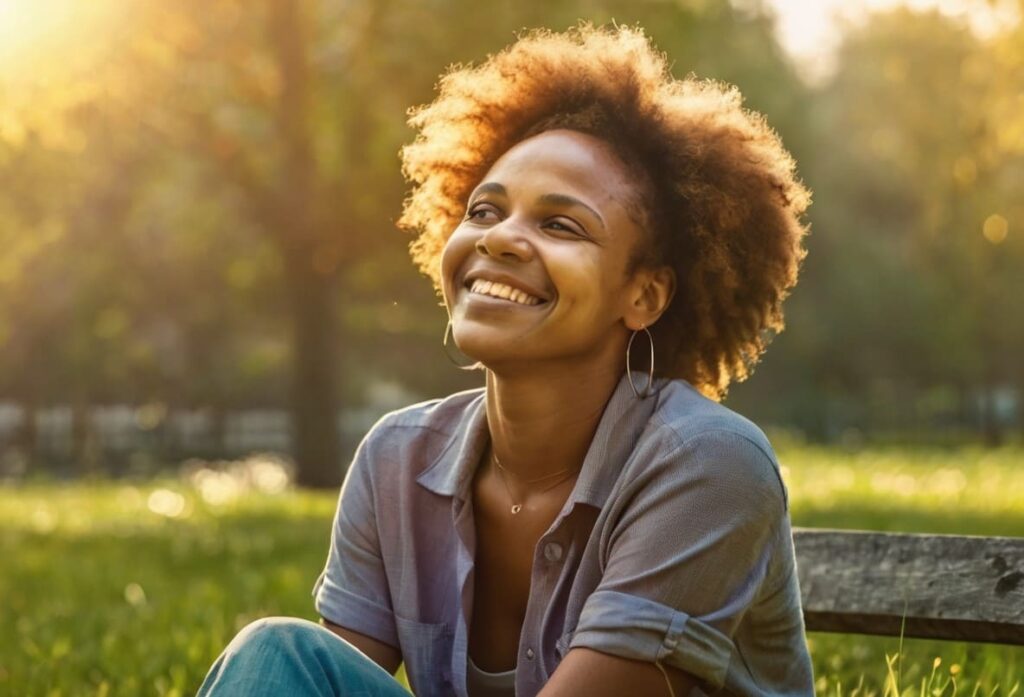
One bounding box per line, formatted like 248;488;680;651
468;279;546;306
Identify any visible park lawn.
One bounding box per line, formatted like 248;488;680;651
0;445;1022;696
782;445;1024;696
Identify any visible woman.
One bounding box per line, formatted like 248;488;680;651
199;24;814;697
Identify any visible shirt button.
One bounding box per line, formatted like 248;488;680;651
543;542;564;562
526;648;535;660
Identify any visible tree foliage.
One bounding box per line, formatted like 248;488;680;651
0;0;1021;482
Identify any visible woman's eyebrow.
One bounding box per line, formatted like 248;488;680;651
469;182;506;200
537;193;605;230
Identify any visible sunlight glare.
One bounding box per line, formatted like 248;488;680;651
0;0;119;79
762;0;1022;82
0;0;71;62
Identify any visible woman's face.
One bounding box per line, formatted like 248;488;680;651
441;129;666;373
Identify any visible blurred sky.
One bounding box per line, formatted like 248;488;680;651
762;0;1021;80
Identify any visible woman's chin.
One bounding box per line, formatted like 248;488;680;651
451;336;508;365
450;329;531;368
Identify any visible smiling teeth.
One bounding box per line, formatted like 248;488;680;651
470;279;542;305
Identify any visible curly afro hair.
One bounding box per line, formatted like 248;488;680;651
399;24;810;401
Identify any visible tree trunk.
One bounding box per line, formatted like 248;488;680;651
210;405;228;457
285;253;341;488
979;384;1003;447
17;399;39;473
1018;374;1024;440
265;0;342;488
71;397;96;474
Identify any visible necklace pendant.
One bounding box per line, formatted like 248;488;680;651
510;504;522;515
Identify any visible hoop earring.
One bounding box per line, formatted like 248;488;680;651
443;318;479;371
626;326;655;399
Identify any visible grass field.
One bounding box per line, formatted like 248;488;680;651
1;445;1022;696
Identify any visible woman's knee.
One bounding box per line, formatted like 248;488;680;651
231;616;319;643
202;617;405;697
226;616;333;658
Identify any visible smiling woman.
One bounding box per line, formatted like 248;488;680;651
404;33;809;402
199;23;814;697
441;130;670;377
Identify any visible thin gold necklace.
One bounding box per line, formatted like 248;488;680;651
492;451;581;515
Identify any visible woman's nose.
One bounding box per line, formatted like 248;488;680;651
475;219;534;262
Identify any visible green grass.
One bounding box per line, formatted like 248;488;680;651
0;445;1022;696
0;479;337;696
782;444;1024;697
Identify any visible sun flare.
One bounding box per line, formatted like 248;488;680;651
0;0;119;78
0;0;69;64
763;0;1021;81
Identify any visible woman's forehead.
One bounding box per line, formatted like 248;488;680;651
481;129;638;205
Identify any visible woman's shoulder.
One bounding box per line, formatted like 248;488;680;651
353;387;485;477
652;380;770;447
644;379;786;505
367;387;485;437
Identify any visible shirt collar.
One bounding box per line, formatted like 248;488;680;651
414;390;488;499
415;370;667;509
569;370;666;509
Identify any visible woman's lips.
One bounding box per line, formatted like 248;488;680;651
462;269;551;304
467;279;545;306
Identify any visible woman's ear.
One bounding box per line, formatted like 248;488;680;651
624;265;676;331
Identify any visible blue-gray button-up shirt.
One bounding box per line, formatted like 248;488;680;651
313;372;814;696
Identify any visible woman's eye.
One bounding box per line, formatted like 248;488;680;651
467;205;500;222
547;219;586;237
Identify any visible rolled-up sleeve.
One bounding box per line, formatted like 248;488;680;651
312;426;399;648
569;428;787;691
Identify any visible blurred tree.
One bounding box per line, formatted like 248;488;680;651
0;96;282;468
781;7;1024;442
23;0;1020;478
99;0;804;485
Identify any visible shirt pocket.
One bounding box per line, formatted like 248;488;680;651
395;615;454;697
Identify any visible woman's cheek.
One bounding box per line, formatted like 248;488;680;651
439;226;475;307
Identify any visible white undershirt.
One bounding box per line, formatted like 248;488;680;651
466;654;516;697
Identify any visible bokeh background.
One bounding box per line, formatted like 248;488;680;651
0;0;1022;695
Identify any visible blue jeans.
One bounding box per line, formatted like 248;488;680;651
198;617;412;696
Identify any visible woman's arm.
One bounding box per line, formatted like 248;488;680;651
320;617;403;675
545;429;791;694
539;648;697;697
314;421;404;675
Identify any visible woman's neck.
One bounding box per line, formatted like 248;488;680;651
483;361;623;482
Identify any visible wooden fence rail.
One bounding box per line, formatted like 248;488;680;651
794;528;1024;645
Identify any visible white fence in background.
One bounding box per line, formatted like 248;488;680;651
0;383;420;466
0;404;290;454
